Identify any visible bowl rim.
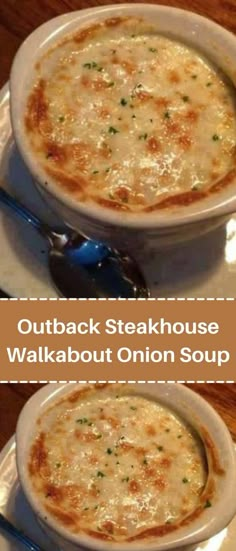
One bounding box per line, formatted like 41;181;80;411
9;3;236;231
16;382;236;551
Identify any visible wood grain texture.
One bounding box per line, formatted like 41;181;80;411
0;383;235;452
0;0;236;87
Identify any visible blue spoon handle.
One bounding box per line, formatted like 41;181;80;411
0;187;42;231
0;187;109;265
0;513;44;550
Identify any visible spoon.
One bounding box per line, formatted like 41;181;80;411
0;512;44;550
0;187;148;298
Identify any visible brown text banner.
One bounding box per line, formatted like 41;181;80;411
0;299;235;381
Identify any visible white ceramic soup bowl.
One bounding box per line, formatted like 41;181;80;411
10;4;236;256
16;382;236;551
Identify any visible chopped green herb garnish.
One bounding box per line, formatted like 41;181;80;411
116;461;120;465
88;422;93;426
182;95;189;102
120;98;128;106
108;126;119;134
111;49;116;54
165;428;170;432
132;114;136;119
58;115;65;122
191;74;198;79
97;67;103;72
107;82;115;87
166;519;172;524
105;167;111;172
182;477;189;483
164;111;170;119
92;170;99;174
131;34;136;38
130;406;137;410
149;47;157;52
94;505;99;509
206;82;212;87
122;476;130;482
204;500;212;508
143;458;148;465
76;418;88;424
177;435;182;439
107;448;113;455
212;134;220;141
97;471;105;478
157;446;164;451
84;507;89;511
120;436;125;440
56;462;61;468
150;118;153;122
83;61;98;69
96;434;102;439
138;133;148;140
137;83;143;88
131;465;134;468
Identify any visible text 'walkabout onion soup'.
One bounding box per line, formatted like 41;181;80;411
24;16;236;214
28;383;224;543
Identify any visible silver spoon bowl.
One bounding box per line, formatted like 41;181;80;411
0;187;149;298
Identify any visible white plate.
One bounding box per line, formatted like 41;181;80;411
0;436;235;550
2;83;236;298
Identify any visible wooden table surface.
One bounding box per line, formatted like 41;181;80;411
0;3;236;446
0;383;235;452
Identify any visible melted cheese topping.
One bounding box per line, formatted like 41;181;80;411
25;17;236;213
28;385;208;542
